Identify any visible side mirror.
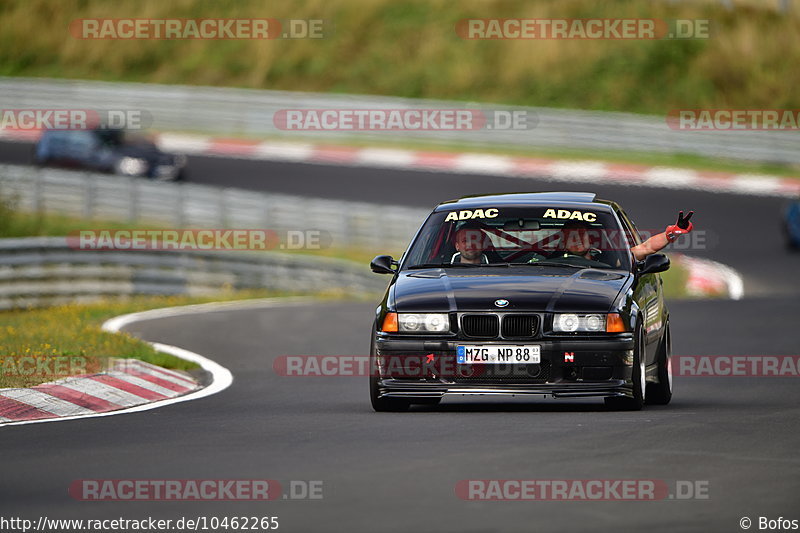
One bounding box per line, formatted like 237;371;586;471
637;253;670;275
370;255;397;274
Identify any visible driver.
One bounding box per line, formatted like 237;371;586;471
451;223;490;264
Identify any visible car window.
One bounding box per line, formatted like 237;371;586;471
402;206;631;271
68;130;99;153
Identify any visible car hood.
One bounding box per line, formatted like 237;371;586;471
393;266;630;313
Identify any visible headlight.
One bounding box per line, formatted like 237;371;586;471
117;157;148;176
397;313;449;333
555;314;580;332
553;313;608;333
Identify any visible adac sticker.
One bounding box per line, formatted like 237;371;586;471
445;208;499;222
543;209;597;222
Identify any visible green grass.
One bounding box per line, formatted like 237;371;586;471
0;204;162;239
0;0;797;116
660;257;691;300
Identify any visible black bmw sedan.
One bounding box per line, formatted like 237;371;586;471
369;192;672;411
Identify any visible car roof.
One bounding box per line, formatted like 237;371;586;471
434;192;617;211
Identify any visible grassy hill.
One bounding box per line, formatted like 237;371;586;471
0;0;797;114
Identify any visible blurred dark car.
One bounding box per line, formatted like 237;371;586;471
34;128;187;181
784;199;800;250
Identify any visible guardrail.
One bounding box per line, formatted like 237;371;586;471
0;237;388;310
1;77;798;164
0;164;429;251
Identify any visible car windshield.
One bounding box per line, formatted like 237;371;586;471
402;205;633;271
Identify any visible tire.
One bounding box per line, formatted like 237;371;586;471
605;323;645;411
646;323;673;405
368;330;410;412
370;375;410;412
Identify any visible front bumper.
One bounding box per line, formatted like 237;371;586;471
374;335;635;400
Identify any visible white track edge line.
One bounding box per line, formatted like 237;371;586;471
699;258;745;301
0;297;314;428
102;296;314;331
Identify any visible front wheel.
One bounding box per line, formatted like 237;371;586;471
369;331;409;412
605;324;645;411
370;375;410;412
646;323;672;405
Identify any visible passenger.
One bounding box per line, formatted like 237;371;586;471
551;211;694;262
631;211;694;261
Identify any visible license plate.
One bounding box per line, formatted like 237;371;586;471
457;345;541;364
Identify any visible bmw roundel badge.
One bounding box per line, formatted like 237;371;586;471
494;299;509;308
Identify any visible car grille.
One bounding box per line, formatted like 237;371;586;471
460;314;540;339
501;315;539;338
461;314;499;338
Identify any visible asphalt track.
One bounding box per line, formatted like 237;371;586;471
1;140;799;532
